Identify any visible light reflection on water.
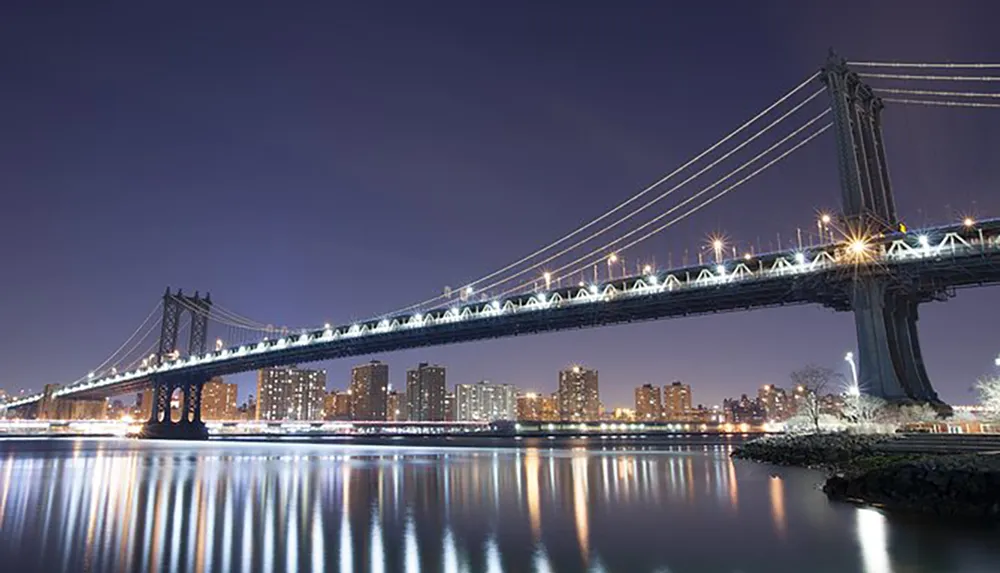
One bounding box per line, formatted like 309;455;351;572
0;438;998;573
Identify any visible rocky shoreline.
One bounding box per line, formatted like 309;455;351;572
732;434;1000;518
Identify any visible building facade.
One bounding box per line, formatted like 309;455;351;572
454;381;517;422
323;390;352;421
516;392;560;421
634;384;662;421
405;363;446;421
350;360;389;421
443;391;455;421
558;366;600;421
663;381;692;420
201;377;238;420
387;390;405;421
256;366;327;421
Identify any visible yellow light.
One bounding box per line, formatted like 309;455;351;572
963;217;975;227
572;365;581;374
543;272;551;280
712;239;724;250
820;213;832;225
608;253;618;263
642;264;652;274
743;253;752;261
849;239;868;255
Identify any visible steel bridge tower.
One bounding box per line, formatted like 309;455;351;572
141;288;213;439
822;52;940;404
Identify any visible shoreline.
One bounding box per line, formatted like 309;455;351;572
732;433;1000;519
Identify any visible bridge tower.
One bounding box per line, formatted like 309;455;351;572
141;288;213;439
821;53;940;404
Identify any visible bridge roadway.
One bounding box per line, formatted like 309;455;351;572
5;219;1000;409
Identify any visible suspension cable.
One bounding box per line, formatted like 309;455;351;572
411;91;828;304
849;61;1000;69
883;98;1000;110
85;301;162;375
859;72;1000;82
380;72;823;316
874;88;1000;99
111;313;163;371
473;110;831;299
496;122;833;298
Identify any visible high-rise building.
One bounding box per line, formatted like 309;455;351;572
256;366;327;421
323;390;352;420
443;391;455;421
663;381;692;420
454;381;517;422
405;363;446;421
202;377;238;420
758;384;791;422
350;360;389;421
387;390;405;421
558;366;600;421
634;384;662;421
516;392;559;421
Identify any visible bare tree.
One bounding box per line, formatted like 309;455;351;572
841;393;887;430
975;376;1000;420
790;365;836;433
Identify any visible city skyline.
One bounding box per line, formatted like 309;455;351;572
2;2;999;411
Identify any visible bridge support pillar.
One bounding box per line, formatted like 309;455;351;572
852;278;941;403
140;377;208;440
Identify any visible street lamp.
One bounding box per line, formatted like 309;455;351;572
845;351;860;396
818;213;832;243
711;239;724;263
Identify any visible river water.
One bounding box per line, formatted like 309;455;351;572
0;438;997;573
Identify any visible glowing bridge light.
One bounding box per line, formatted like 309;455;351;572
464;286;474;296
794;252;806;264
918;235;929;247
743;253;752;261
963;217;975;228
642;264;652;274
324;323;331;330
589;284;599;294
88;372;95;379
715;264;725;275
820;213;832;225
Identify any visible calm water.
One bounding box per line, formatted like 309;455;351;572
0;438;997;573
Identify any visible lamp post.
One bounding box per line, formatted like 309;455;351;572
845;351;860;396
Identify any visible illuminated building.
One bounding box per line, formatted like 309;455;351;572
558;365;600;421
758;384;791;422
443;391;455;421
201;377;238;420
350;360;389;421
516;392;559;421
634;383;662;421
323;390;352;420
387;390;405;421
663;381;692;420
256;365;326;421
455;381;516;422
405;363;446;421
613;407;636;421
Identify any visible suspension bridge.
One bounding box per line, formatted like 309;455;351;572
4;53;1000;438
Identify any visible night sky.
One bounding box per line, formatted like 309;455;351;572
2;1;999;408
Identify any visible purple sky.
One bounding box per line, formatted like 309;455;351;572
2;1;999;408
